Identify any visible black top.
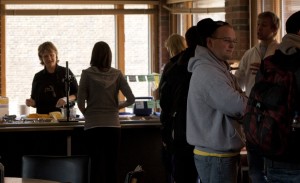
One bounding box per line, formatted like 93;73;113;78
266;49;300;162
159;47;195;152
31;65;78;114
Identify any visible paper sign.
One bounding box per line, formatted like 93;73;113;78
135;101;144;109
147;101;155;108
138;75;147;82
147;75;155;81
156;100;161;108
128;75;137;82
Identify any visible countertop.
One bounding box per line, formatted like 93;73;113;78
0;115;161;132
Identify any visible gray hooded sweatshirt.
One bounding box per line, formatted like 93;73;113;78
187;46;247;154
77;66;135;130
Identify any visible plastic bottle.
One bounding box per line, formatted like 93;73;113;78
293;111;299;124
292;111;299;131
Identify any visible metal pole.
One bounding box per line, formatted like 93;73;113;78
65;61;70;121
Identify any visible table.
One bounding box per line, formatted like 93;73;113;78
5;177;61;183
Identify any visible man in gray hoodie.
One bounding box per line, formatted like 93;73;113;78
186;18;248;183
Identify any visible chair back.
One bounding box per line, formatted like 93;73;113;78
124;165;144;183
22;155;90;183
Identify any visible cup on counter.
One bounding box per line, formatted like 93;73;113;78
61;108;77;120
19;104;29;116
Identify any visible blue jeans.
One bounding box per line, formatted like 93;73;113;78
194;154;240;183
266;159;300;183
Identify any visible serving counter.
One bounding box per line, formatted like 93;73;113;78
0;116;161;131
0;116;167;183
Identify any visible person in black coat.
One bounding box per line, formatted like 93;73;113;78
159;26;199;183
264;10;300;183
26;41;78;114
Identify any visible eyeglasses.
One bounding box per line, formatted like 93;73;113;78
211;37;238;44
215;21;229;26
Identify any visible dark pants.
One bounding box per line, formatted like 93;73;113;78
173;143;198;183
162;142;198;183
161;146;174;183
247;148;266;183
85;127;121;183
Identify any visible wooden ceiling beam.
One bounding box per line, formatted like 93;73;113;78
4;8;157;15
1;0;159;5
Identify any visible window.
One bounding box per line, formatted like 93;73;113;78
163;1;225;35
5;4;153;115
192;0;225;25
259;0;300;38
282;0;300;35
124;5;151;97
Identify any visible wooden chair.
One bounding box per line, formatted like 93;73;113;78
22;155;90;183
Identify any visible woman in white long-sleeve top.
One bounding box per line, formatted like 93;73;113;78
77;41;135;183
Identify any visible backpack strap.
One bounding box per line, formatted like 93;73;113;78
255;56;271;82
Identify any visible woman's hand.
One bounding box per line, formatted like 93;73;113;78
56;97;67;108
25;98;36;107
250;62;261;75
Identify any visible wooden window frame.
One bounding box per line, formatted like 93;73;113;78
0;1;159;97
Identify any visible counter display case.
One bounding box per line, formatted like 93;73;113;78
0;115;166;183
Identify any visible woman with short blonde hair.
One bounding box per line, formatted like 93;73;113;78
165;34;187;57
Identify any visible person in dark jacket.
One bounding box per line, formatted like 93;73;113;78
159;27;199;183
264;10;300;183
235;11;280;183
26;41;78;114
